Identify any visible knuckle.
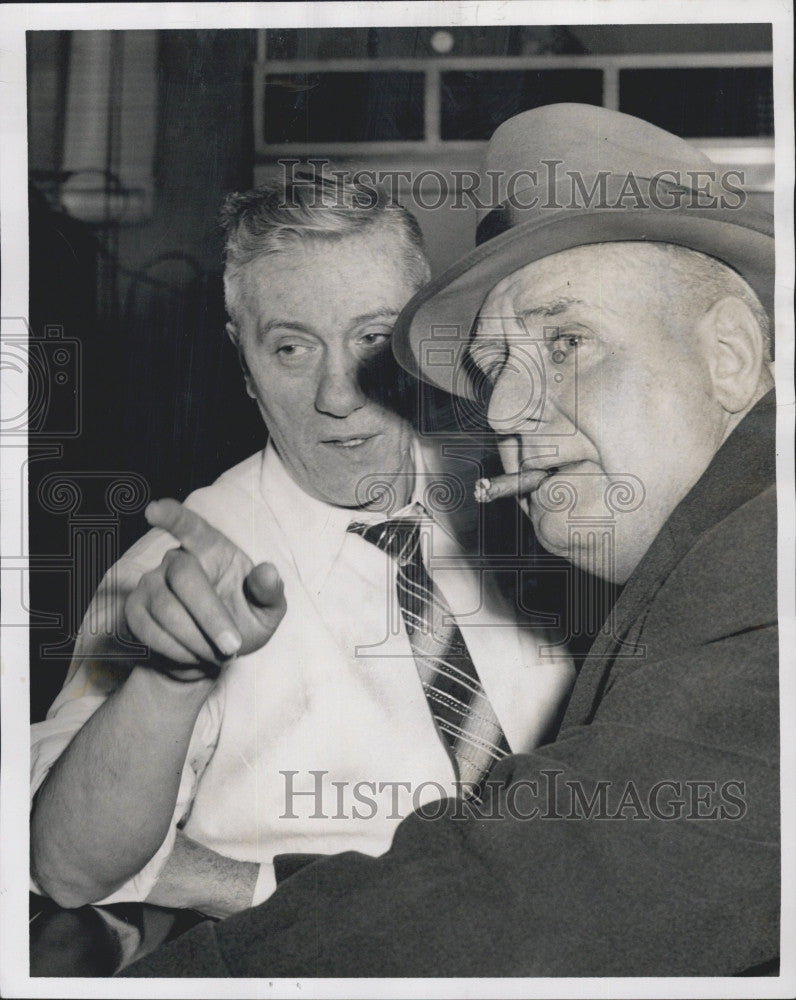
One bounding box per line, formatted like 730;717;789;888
136;571;166;609
164;549;198;587
124;598;146;640
161;547;183;571
124;588;142;616
153;599;184;636
137;565;158;587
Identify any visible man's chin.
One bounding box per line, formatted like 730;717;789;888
535;514;641;584
310;466;413;512
531;509;614;577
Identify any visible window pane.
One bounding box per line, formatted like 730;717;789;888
441;70;603;140
263;72;425;143
619;67;773;137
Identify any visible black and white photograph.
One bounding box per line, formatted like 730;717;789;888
1;2;794;996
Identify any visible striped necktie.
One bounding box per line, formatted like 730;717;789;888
348;504;510;799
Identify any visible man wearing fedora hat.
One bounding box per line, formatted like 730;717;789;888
124;103;779;977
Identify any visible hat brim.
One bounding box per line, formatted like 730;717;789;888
393;206;775;400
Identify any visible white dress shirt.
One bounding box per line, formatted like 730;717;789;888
30;440;573;905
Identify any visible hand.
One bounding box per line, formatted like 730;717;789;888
124;499;286;671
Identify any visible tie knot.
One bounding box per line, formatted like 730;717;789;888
348;511;425;566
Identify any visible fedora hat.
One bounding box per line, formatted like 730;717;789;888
392;103;775;400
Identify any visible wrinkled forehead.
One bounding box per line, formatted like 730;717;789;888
481;243;629;310
476;243;666;333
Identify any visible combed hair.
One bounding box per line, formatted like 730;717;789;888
221;173;430;326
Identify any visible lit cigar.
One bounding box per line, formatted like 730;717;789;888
474;468;554;503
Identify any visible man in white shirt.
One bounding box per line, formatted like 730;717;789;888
30;176;573;921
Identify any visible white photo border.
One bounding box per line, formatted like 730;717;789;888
2;2;793;997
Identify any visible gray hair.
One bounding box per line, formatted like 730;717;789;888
640;242;771;359
221;174;430;327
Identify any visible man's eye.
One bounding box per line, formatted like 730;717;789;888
276;343;312;359
548;330;584;358
358;330;392;349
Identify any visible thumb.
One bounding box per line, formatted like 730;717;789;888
244;562;284;610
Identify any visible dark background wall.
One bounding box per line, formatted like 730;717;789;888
28;30;265;718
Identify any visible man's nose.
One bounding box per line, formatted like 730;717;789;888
315;357;366;418
486;353;548;434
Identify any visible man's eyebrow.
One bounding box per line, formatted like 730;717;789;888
518;297;582;319
348;309;401;326
468;297;583;350
258;310;399;340
258;319;314;339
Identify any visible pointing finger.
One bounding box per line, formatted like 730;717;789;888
145;500;238;562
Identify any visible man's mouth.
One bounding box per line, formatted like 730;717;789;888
322;434;378;450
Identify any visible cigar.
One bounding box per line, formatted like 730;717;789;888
474;468;554;504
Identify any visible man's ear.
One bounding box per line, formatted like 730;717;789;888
226;321;257;400
699;296;765;413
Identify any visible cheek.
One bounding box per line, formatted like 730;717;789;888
578;359;660;459
249;363;315;419
595;381;717;505
385;417;414;450
251;386;322;457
